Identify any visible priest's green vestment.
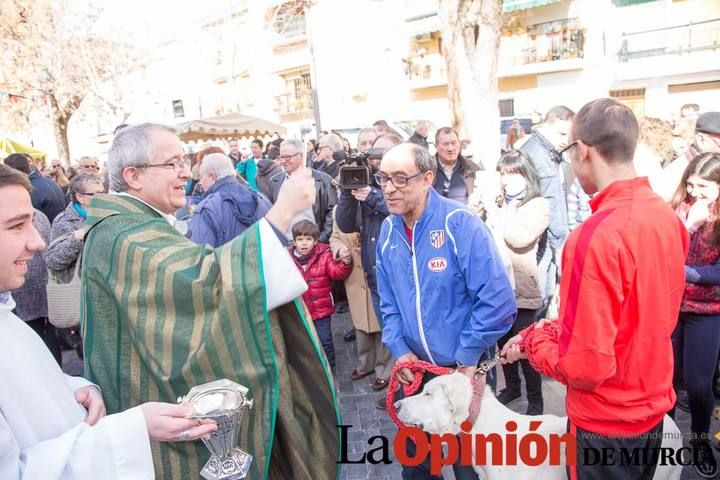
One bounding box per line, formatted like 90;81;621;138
80;194;340;480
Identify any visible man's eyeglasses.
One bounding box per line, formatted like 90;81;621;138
82;164;99;170
135;159;191;173
374;172;423;189
279;152;301;161
559;139;594;156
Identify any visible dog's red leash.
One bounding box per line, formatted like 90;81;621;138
385;361;454;429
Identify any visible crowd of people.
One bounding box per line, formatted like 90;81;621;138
1;100;720;479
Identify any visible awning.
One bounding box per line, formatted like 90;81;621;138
407;1;566;32
0;138;46;160
405;14;441;37
502;0;563;12
174;112;287;143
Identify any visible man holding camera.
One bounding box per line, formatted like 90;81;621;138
336;132;401;394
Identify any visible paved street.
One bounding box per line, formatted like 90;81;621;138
63;309;718;479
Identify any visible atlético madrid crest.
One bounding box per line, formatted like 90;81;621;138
429;230;445;249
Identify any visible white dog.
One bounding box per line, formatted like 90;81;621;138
394;372;682;480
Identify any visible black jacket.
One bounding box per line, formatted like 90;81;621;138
255;159;283;200
408;131;429;150
267;169;337;243
318;159;345;181
29;171;67;223
335;180;389;291
228;152;242;169
431;154;481;205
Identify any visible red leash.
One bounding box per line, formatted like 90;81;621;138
385;360;454;429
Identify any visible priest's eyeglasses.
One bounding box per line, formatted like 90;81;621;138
136;159;191;173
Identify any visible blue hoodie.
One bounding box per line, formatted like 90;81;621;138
376;188;516;366
188;176;270;248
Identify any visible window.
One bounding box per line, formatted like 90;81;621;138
609;88;646;98
609;89;645;118
275;67;313;116
272;1;307;39
172;100;185;118
292;73;312;101
499;98;515;117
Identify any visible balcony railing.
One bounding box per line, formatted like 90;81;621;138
405;18;584;84
272;11;307;42
406;53;446;85
499;18;585;68
619;18;720;61
274;90;313;116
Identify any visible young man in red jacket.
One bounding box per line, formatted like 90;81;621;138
290;220;352;368
502;98;690;479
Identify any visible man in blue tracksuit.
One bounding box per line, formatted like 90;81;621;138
376;143;516;479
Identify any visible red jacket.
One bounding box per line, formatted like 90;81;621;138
290;243;352;320
676;201;720;314
521;178;689;436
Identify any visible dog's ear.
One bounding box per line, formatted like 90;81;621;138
445;373;472;423
439;383;455;417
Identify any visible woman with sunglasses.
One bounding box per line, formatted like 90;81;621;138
46;173;106;284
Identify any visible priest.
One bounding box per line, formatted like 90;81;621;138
82;123;340;479
0;164;216;479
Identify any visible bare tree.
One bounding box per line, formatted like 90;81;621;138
438;0;502;170
0;0;135;164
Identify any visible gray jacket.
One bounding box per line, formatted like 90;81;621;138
11;210;51;320
46;202;85;284
519;132;568;248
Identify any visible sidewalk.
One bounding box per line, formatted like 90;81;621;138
62;309;717;479
326;310;717;480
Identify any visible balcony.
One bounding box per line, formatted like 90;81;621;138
405;17;585;86
616;18;720;80
498;18;585;75
271;5;308;51
619;18;720;61
274;90;313;121
406;53;447;89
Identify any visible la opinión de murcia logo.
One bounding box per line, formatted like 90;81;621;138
339;422;698;475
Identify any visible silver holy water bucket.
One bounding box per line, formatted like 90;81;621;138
178;379;254;479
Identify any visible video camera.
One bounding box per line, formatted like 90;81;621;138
333;148;385;190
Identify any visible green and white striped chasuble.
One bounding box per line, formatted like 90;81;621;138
81;194;340;480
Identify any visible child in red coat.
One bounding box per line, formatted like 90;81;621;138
290;220;352;368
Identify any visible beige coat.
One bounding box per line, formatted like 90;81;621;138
495;196;549;310
329;212;381;334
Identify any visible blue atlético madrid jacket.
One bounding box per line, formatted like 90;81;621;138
376;188;517;367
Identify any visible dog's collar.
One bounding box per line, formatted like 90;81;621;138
464;354;500;425
465;370;486;425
